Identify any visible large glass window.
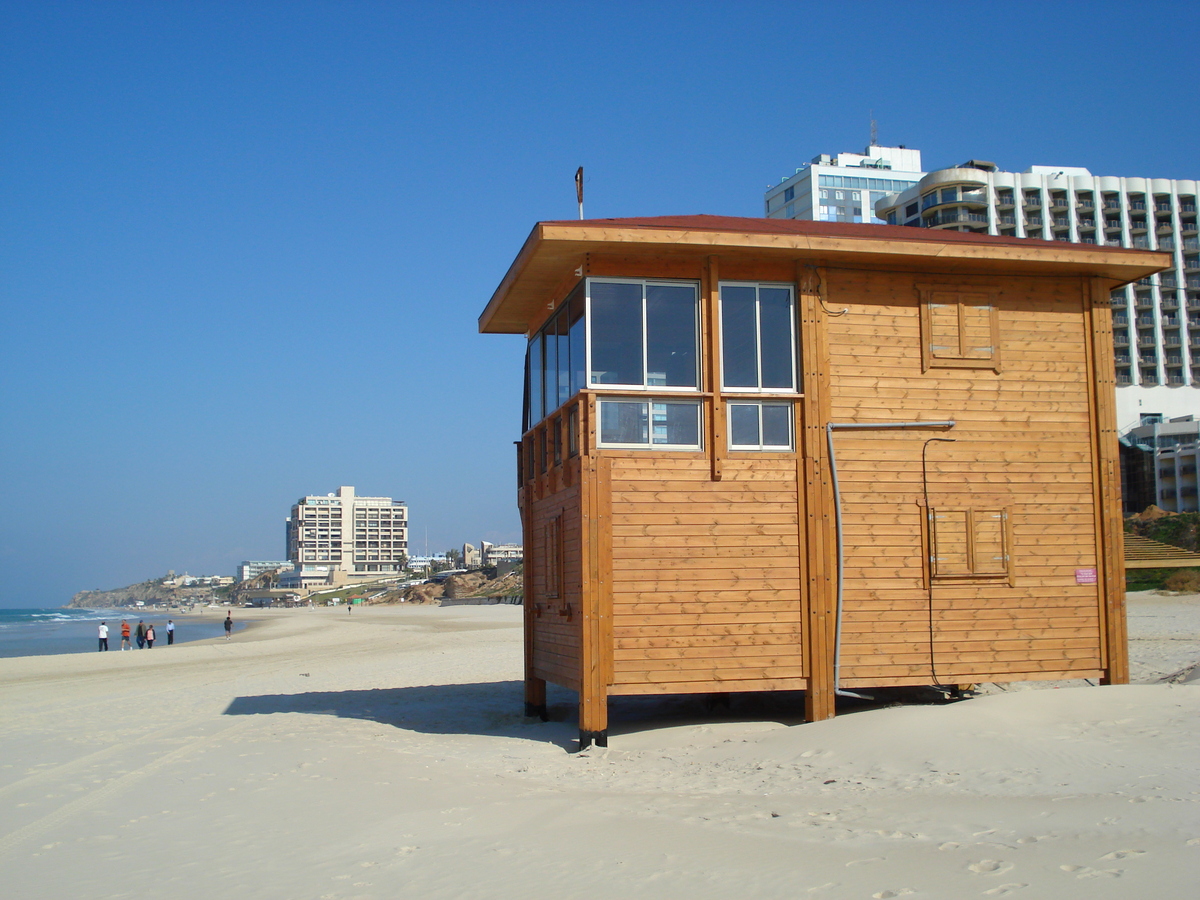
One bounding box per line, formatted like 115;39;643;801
589;279;699;389
720;283;798;391
597;400;702;449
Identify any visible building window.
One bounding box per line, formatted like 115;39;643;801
917;285;1001;372
783;186;794;202
597;399;702;449
720;282;799;391
728;402;793;450
927;507;1010;580
588;279;699;390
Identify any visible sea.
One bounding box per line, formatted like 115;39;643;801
0;608;246;659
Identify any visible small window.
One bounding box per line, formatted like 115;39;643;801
918;285;1001;372
567;406;579;457
928;507;1010;580
783;186;794;202
597;399;702;449
728;402;793;450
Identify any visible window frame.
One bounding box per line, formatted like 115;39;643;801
718;281;800;393
585;277;700;393
726;401;795;451
595;398;704;451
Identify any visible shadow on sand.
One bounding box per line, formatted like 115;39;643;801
223;681;833;751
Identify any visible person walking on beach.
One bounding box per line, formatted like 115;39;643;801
166;619;175;645
145;623;156;648
120;620;131;650
98;621;108;652
224;613;232;640
135;620;147;649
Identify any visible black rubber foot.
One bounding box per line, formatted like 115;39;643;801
578;729;608;750
524;702;548;721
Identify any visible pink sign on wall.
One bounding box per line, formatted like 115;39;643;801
1075;567;1098;585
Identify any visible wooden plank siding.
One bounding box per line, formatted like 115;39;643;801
486;217;1164;742
527;482;583;691
823;269;1106;687
606;456;807;692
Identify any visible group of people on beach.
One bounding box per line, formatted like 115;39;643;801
97;613;233;651
98;618;174;651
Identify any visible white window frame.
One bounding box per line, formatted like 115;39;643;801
718;281;799;393
595;399;703;451
726;402;794;451
585;277;700;392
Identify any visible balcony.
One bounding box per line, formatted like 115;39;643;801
1135;295;1154;310
998;214;1017;225
1169;374;1187;385
1189;277;1200;289
1132;237;1151;248
1113;332;1131;347
1136;314;1155;326
1162;295;1180;309
1156;202;1172;212
1103;198;1121;210
1116;353;1132;365
1137;335;1157;348
1049;195;1069;210
926;209;989;227
1113;313;1130;325
1077;197;1095;209
1129;200;1147;210
1052;216;1070;228
1026;215;1044;227
1117;372;1133;385
1189;296;1200;309
1184;238;1200;250
1141;375;1160;385
1185;257;1200;271
1181;201;1197;212
1078;217;1096;229
1160;238;1177;250
1183;220;1199;234
1023;194;1042;208
996;193;1015;207
1158;220;1175;234
1167;355;1184;366
1163;333;1182;347
1105;219;1123;230
1130;220;1149;232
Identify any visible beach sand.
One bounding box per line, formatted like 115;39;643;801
1;596;1196;899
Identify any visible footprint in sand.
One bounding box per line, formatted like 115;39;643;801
1099;849;1145;860
1059;864;1123;878
871;890;914;899
969;860;1014;876
982;885;1028;896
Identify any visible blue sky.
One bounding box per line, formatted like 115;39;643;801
2;1;1197;606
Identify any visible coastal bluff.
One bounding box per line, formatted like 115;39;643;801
66;576;212;609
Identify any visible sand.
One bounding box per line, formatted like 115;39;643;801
1;596;1197;899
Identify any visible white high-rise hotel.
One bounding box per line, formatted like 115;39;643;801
766;147;1199;430
285;486;408;578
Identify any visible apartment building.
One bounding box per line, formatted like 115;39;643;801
1122;415;1199;513
236;560;292;582
764;144;924;224
285;486;408;579
872;161;1199;427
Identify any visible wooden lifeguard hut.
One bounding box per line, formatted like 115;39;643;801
478;215;1168;747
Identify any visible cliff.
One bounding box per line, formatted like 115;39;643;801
66;577;218;609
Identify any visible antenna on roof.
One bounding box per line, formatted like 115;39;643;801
575;167;584;220
869;112;877;148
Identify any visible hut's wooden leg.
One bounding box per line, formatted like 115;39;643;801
524;675;547;721
578;690;607;749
